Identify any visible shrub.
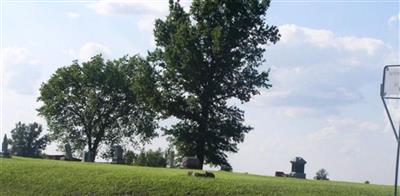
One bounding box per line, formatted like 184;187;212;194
134;148;167;167
314;168;329;180
124;150;136;165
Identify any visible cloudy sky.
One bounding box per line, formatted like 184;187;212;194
1;0;399;185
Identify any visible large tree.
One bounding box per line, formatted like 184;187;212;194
10;122;49;157
38;55;158;161
149;0;280;169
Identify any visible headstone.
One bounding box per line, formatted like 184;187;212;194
275;171;286;177
83;151;93;162
64;143;73;160
181;157;200;169
111;145;124;164
167;150;175;168
288;157;307;179
187;171;215;178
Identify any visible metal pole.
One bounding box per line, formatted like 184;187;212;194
382;97;400;141
395;138;400;196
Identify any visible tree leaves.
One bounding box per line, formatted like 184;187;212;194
150;0;280;168
38;55;158;161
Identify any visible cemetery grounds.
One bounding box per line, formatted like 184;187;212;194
0;157;392;196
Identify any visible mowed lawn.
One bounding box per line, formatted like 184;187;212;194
0;157;392;196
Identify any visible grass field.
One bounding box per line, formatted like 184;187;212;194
0;157;393;195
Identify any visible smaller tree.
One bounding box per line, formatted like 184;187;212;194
10;122;50;157
2;134;11;157
314;168;329;180
124;150;136;165
134;148;167;167
38;55;158;162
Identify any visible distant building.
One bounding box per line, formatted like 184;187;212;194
289;157;307;179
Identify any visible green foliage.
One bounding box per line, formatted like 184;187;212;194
10;122;49;157
2;134;9;153
0;157;392;196
314;168;329;181
37;55;158;161
1;134;11;158
134;148;167;167
124;150;136;165
149;0;280;169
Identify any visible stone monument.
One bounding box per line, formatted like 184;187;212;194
181;156;200;169
83;151;93;162
166;149;175;168
289;157;307;179
64;143;73;160
111;145;124;164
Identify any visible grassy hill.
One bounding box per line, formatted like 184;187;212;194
0;157;392;195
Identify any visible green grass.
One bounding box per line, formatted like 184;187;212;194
0;157;392;196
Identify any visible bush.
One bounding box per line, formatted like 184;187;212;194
314;168;329;180
134;148;167;167
124;150;136;165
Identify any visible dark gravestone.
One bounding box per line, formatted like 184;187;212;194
275;171;286;177
187;171;215;178
111;145;124;164
83;151;94;162
64;143;73;160
289;157;307;179
182;157;200;169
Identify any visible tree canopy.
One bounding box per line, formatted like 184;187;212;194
314;168;329;180
148;0;280;168
10;122;49;157
38;55;158;161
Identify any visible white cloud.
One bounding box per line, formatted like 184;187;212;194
308;116;381;141
278;106;315;118
137;15;156;32
78;42;112;61
279;24;386;56
251;24;395;113
2;47;30;67
67;12;80;19
388;13;400;25
88;0;191;47
1;47;42;94
88;0;168;16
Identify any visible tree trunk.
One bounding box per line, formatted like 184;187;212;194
197;95;210;170
196;141;205;169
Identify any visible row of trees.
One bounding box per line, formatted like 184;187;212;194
36;0;280;169
2;122;49;157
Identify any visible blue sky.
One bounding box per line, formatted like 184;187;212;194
1;0;399;185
